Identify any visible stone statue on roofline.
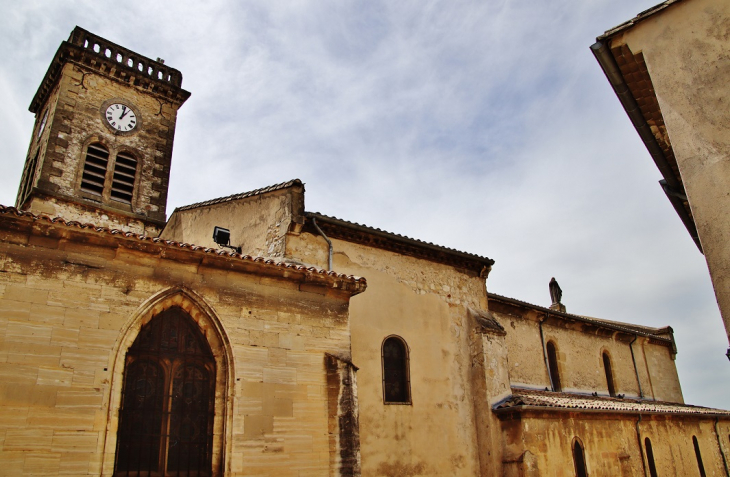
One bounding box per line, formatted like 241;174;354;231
549;277;566;313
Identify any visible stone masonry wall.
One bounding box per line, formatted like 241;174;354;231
502;412;730;476
0;221;356;476
287;231;490;477
490;302;683;403
161;187;298;258
27;61;180;231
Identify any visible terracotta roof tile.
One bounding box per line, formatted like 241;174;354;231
598;0;685;40
306;212;494;266
494;388;730;417
0;205;365;287
174;179;303;212
487;292;674;344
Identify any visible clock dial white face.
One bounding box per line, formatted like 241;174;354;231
105;103;137;132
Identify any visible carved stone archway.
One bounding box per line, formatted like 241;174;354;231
101;287;234;476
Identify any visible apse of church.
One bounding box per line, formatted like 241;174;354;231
2;23;730;477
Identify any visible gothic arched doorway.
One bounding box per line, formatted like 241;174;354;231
114;306;216;476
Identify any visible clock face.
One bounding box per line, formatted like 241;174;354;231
105;103;137;132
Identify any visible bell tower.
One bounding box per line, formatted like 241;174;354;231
17;27;190;235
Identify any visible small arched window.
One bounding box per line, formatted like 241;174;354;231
602;351;616;397
111;151;137;203
382;336;411;404
573;438;588;477
645;437;658;477
546;341;561;392
693;436;706;477
81;143;109;196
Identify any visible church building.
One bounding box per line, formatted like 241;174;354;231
1;25;729;476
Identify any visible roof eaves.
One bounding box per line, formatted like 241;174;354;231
493;389;730;418
487;292;673;343
174;179;303;213
597;0;685;41
305;212;495;270
0;204;366;292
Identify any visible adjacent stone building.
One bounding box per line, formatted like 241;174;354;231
592;0;730;356
1;24;729;476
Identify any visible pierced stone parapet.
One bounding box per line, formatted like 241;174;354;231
68;26;182;87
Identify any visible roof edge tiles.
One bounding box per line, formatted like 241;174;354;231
487;292;675;345
174;179;303;212
0;204;366;293
597;0;685;40
304;211;495;275
493;388;730;418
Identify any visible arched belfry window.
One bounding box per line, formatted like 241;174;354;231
111;151;137;203
382;336;411;404
80;143;139;205
572;438;588;477
602;351;616;397
115;306;216;476
546;341;561;392
81;143;109;196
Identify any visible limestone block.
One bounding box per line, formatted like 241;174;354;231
26;408;95;430
263;367;297;385
5;322;52;345
51;430;99;453
55;389;103;409
36;366;73;387
23;452;62;475
244;414;274;439
3;428;54;451
28;304;66;326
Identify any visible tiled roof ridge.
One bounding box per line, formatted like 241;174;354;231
306;211;494;265
494;387;730;416
487;292;673;342
598;0;684;40
0;204;365;285
174;179;303;212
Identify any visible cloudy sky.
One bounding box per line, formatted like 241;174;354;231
1;0;727;408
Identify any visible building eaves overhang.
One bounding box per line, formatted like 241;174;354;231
488;292;676;349
30;26;191;114
596;0;686;41
0;205;366;296
590;0;701;252
304;212;495;277
173;179;304;213
493;388;730;419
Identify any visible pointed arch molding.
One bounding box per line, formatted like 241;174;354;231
100;287;235;476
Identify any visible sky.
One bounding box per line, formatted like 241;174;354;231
0;0;728;409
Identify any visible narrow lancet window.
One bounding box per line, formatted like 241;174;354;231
382;336;411;404
693;436;706;477
573;439;588;477
602;351;616;397
645;437;658;477
546;341;561;392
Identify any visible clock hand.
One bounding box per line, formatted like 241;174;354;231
119;106;129;120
